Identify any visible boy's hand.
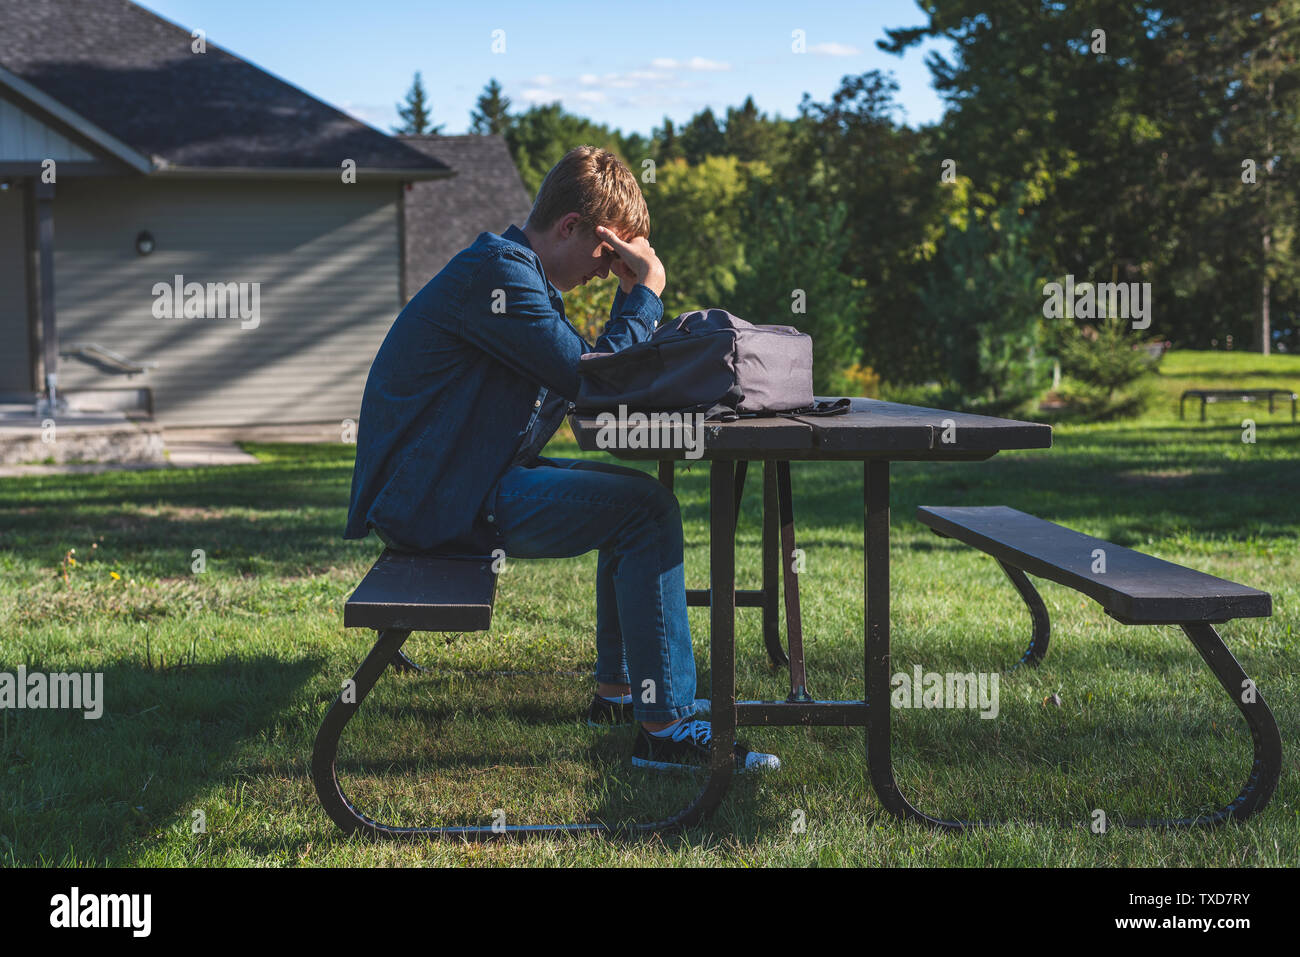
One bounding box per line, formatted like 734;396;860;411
596;226;666;297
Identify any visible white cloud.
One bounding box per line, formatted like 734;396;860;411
511;58;719;117
686;56;730;71
809;42;861;56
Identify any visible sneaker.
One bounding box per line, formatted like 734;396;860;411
585;694;712;727
586;693;634;727
631;719;780;773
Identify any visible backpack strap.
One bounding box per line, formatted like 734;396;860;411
709;397;852;423
780;397;852;418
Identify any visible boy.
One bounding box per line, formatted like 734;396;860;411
346;146;778;772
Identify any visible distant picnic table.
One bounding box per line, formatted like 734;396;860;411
1180;388;1298;422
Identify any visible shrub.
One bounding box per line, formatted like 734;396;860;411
1054;316;1161;419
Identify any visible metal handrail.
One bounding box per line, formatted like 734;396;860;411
63;343;159;374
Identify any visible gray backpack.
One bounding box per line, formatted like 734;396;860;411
575;308;818;419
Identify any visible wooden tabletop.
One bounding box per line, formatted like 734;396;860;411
569;396;1053;461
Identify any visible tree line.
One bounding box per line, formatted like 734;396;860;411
395;0;1299;416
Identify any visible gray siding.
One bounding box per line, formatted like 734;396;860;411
53;178;400;425
0;186;30;390
0;94;95;162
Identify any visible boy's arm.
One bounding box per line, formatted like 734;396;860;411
455;248;662;399
599;283;661;351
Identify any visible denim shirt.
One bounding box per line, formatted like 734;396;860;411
345;224;664;554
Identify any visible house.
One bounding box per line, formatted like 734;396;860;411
0;0;531;427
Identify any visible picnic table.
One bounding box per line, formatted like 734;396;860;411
314;396;1281;837
567;396;1278;830
1180;388;1298;422
570;397;1053;829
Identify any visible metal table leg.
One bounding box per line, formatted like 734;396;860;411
776;461;810;700
667;457;790;669
761;462;788;668
863;459;968;829
701;460;738;803
730;459;788;669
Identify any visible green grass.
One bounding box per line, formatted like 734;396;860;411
1;350;1296;866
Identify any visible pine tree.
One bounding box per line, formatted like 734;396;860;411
393;71;444;135
469;78;512;135
680;107;726;164
724;96;779;162
654;117;683;162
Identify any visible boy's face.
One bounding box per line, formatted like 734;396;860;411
545;213;624;292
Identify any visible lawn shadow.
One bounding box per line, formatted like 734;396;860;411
1;654;319;865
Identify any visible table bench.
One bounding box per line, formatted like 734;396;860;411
915;505;1281;827
1180;388;1297;422
312;552;503;838
311;459;805;839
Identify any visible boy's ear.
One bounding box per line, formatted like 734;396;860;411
556;212;582;238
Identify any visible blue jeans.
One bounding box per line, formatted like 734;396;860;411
487;455;697;723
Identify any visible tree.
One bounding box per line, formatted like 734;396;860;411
469;78;512;135
723;96;785;163
394;71;443;135
1159;1;1300;354
641;156;759;315
794;71;952;382
504;103;638;195
1056;316;1160;419
919;196;1053;415
653;117;684;163
680;107;726;164
730;187;864;392
880;0;1300;353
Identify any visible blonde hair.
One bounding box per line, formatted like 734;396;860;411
525;146;650;240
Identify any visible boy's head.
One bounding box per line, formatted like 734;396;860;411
522;146;650;292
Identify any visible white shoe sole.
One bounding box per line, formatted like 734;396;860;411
631;753;780;773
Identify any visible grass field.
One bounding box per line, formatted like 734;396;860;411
1;350;1296;866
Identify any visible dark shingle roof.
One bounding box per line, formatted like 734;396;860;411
0;0;446;173
401;134;534;298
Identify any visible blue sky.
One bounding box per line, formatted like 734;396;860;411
137;0;953;136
